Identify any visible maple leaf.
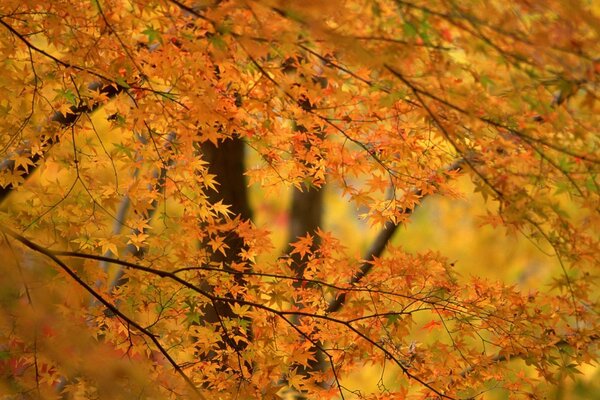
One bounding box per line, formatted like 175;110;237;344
421;320;442;332
286;368;305;390
0;1;598;399
211;200;232;217
289;233;314;259
57;102;73;118
207;236;230;256
12;155;36;173
98;238;119;256
288;347;317;368
127;232;149;251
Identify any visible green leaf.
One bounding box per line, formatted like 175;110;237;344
419;19;432;43
564;363;582;377
115;77;130;89
403;22;418;38
54;88;77;105
371;3;381;17
159;91;177;101
209;34;227;50
585;175;598;193
385;313;400;326
380;90;406;107
142;26;162;44
557;157;574;173
215;21;233;35
113;142;134;159
185;310;201;326
480;75;494;89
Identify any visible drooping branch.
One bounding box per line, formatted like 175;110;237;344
0;18;117;81
6;233;456;400
383;65;599;165
0;225;207;400
47;251;482;319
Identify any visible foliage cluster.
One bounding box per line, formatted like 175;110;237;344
0;0;598;399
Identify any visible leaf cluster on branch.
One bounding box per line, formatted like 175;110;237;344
0;0;598;399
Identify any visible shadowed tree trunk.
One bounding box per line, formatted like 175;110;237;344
201;138;252;223
197;137;253;376
287;186;324;272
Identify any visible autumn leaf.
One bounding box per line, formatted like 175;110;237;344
127;232;149;251
0;1;598;399
289;233;314;260
421;320;442;332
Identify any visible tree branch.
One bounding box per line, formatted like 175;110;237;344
0;81;128;204
327;157;466;314
32;243;454;399
0;224;206;400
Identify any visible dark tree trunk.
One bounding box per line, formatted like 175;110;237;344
197;137;253;377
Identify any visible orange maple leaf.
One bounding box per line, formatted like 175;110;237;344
421;320;442;332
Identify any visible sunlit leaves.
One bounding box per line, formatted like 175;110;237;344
0;0;598;398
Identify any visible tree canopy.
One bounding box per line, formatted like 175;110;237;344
0;0;598;399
